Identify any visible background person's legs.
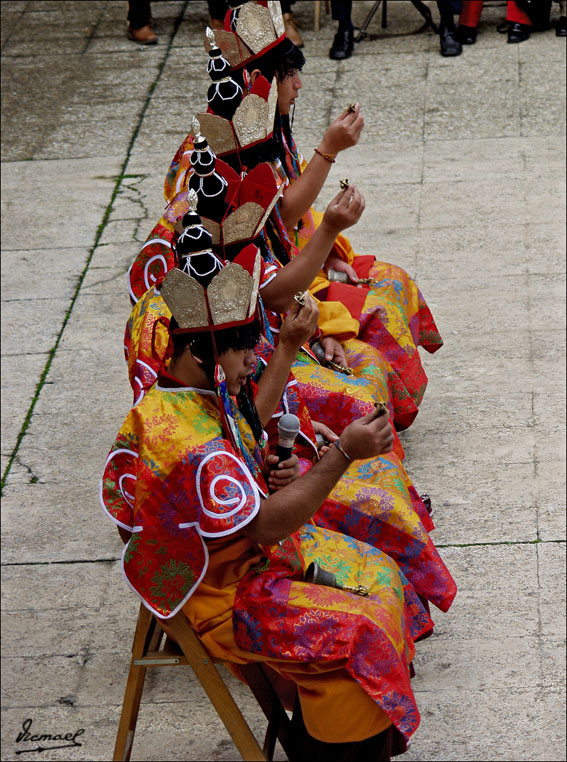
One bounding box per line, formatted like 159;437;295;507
456;0;483;42
329;0;353;60
127;0;157;44
281;0;304;48
558;0;567;34
437;0;463;55
506;0;532;42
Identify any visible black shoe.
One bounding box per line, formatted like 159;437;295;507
455;24;477;44
557;16;567;36
507;22;531;43
329;27;353;60
440;28;462;56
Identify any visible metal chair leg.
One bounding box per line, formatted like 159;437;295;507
410;0;439;33
354;0;383;42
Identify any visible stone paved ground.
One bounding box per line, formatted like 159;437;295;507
1;1;565;760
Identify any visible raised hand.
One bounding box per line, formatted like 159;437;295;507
279;293;319;352
338;408;394;461
321;184;365;235
319;103;365;156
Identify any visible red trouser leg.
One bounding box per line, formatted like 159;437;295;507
459;0;483;27
506;0;532;25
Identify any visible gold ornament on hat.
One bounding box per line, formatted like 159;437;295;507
202;1;284;68
236;1;283;54
195;113;238;155
268;1;285;36
203;28;249;68
160;254;262;332
191;116;203;143
201;217;221;246
160;268;209;330
231;77;278;148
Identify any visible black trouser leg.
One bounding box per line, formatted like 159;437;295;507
331;0;354;31
437;0;462;31
127;0;151;30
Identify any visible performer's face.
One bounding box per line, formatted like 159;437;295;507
277;69;302;115
219;347;256;395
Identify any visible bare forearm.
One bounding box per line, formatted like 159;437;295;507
242;446;349;545
254;342;298;427
279;153;334;230
260;224;338;313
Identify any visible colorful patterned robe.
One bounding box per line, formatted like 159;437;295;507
282;132;443;417
100;379;433;744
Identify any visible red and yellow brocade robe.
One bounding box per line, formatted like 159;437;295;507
284;143;444;420
100;378;433;744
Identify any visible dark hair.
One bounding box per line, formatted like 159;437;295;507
244;37;305;83
171;317;261;364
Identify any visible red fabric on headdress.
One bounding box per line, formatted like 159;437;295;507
233;243;265;280
250;74;271;101
215;157;241;202
237;164;282;209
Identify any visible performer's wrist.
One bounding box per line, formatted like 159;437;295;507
314;147;336;164
333;438;352;463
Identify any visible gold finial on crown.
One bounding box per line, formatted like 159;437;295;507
191;116;202;142
187;188;199;213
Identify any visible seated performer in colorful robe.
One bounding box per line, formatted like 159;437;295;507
123;194;456;615
101;247;435;759
122;2;456;619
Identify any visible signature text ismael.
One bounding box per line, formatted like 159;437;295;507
16;718;85;745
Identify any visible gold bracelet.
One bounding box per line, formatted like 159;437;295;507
314;148;336;164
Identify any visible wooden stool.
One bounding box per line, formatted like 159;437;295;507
113;602;295;761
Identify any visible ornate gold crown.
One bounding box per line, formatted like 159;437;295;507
202;158;284;246
193;79;277;154
201;192;283;247
160;253;261;333
205;2;285;69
